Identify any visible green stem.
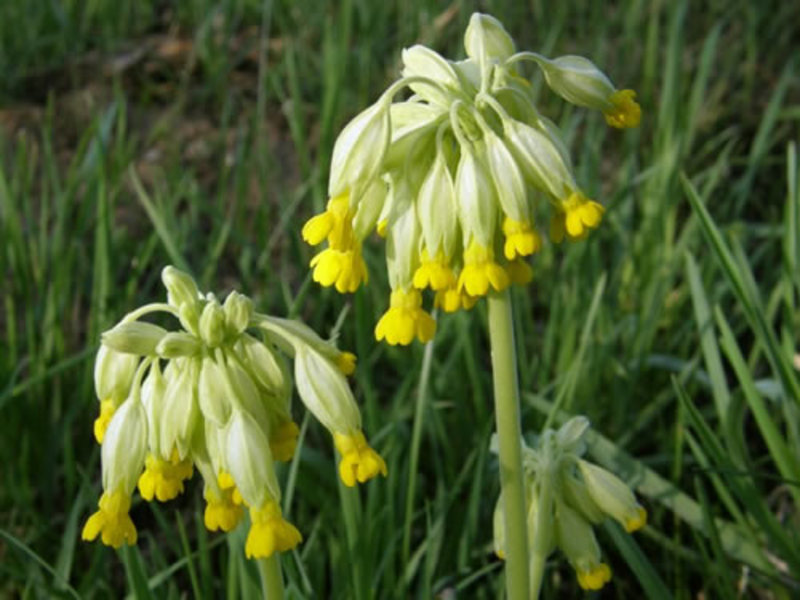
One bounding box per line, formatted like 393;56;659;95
257;555;284;599
529;475;553;599
488;290;530;600
402;329;437;571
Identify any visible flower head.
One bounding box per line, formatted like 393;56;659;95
302;12;638;344
84;266;386;558
491;417;646;591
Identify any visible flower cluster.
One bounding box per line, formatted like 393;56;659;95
492;417;646;591
303;13;640;345
83;266;386;557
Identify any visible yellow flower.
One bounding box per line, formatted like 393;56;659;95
604;89;641;129
137;450;194;502
336;351;357;375
93;399;116;444
374;288;436;345
244;500;303;559
412;249;457;291
310;247;368;293
334;431;388;487
82;490;137;548
269;420;300;462
457;241;510;297
502;217;542;260
577;563;612;591
434;284;478;313
551;192;605;243
203;486;244;532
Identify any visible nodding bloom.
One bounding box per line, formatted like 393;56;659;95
302;12;640;344
83;266;386;557
492;417;646;591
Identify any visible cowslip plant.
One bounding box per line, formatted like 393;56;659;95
303;13;640;599
83;266;385;593
302;12;640;346
492;417;647;592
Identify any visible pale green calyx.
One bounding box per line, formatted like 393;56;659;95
490;416;646;591
94;345;139;404
102;322;168;356
464;13;516;65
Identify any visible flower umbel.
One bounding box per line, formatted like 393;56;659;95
84;266;386;558
302;12;639;343
491;417;646;591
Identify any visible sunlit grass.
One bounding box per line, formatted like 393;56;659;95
1;0;799;597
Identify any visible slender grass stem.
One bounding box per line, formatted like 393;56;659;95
257;555;284;599
402;327;437;574
488;290;529;600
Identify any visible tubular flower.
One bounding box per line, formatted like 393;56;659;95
302;12;637;341
491;416;646;591
334;431;388;487
83;266;385;559
375;288;437;345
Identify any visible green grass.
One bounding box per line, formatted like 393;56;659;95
2;0;800;597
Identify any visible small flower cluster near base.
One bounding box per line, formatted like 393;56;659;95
303;13;640;345
492;417;646;591
83;266;386;558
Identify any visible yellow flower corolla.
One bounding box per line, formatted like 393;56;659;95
550;192;605;243
413;250;457;291
93;399;116;444
625;506;648;533
375;288;436;345
137;450;193;502
334;431;388;487
577;563;612;591
203;486;244;532
502;217;543;260
244;500;303;559
458;242;510;297
269;420;300;462
604;90;641;129
303;13;636;343
82;490;137;548
336;351;358;375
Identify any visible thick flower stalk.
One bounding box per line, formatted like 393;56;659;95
83;266;386;559
492;417;647;592
302;12;640;345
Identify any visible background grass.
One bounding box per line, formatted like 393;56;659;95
2;0;799;597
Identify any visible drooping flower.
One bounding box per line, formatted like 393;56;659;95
492;417;646;591
302;12;639;344
83;266;386;557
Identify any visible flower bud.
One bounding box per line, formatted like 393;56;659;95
482;130;528;223
535;55;615;109
577;459;646;533
102;322;169;356
226;411;280;508
464;13;515;64
162;266;200;310
556;503;611;591
156;332;201;359
401;45;460;108
328;102;391;200
197;356;233;426
293;346;360;436
502;118;576;200
237;333;291;400
141;362;167;457
101;398;147;494
455;144;497;247
556;416;590;455
385;199;420;290
94;345;140;403
417;152;458;260
160;358;200;459
223;291;253;336
199;300;226;348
